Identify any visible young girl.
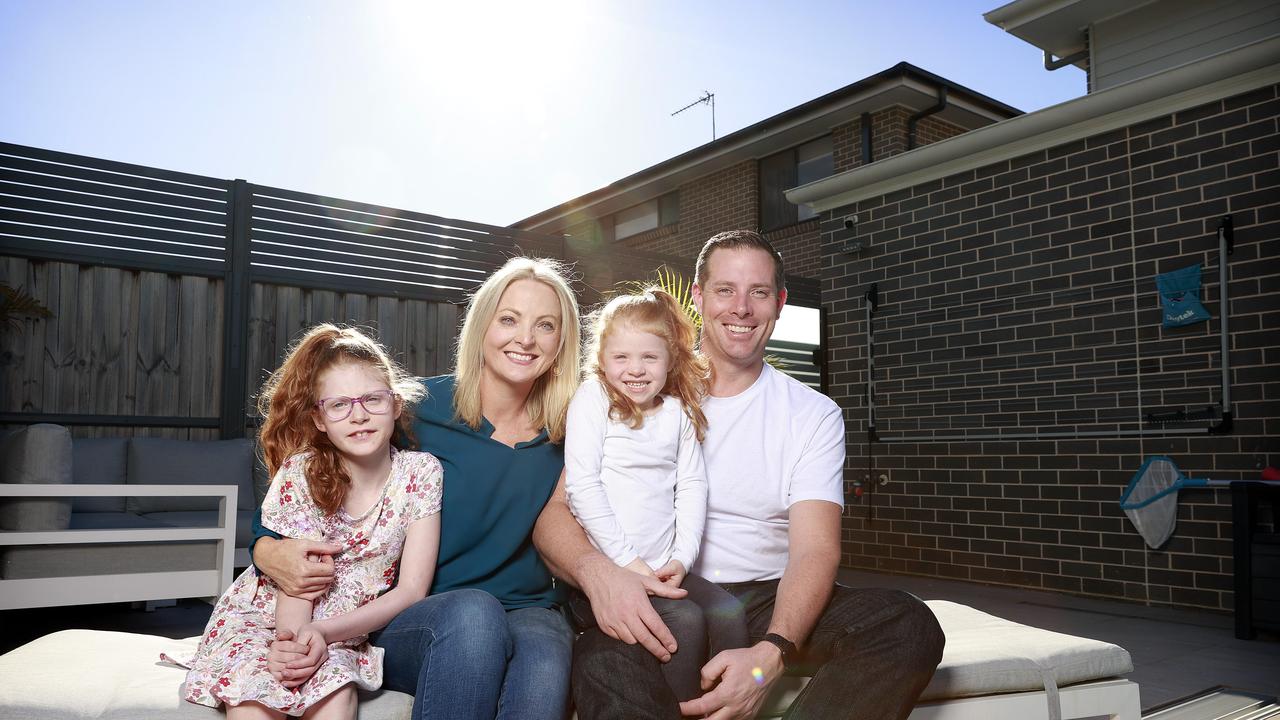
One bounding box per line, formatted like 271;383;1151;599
564;287;748;702
168;324;443;719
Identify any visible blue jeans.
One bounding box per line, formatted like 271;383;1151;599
373;588;573;720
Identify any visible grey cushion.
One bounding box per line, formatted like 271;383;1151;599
0;424;73;532
68;512;168;530
142;510;256;547
0;541;218;580
70;437;128;513
126;438;254;514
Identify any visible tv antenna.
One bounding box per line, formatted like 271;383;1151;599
672;91;715;140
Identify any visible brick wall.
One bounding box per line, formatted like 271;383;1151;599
766;220;822;279
620;160;758;262
833;118;863;174
831;108;971;175
820;84;1279;612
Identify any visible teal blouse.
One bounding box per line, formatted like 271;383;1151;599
250;375;564;610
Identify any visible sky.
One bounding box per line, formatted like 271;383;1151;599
0;1;1086;228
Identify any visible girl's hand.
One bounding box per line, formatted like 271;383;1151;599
272;625;328;688
655;559;686;588
624;558;655;577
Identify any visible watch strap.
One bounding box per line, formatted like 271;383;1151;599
760;632;797;667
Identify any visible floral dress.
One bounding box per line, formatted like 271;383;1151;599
167;449;442;716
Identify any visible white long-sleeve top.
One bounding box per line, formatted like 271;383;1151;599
564;377;707;571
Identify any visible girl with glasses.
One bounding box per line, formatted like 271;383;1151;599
252;257;583;720
168;324;442;720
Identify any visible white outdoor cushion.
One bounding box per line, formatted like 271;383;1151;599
0;630;413;720
759;599;1134;717
920;600;1133;700
0;600;1133;719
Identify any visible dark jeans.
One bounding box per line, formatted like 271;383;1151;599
572;580;945;720
568;573;749;702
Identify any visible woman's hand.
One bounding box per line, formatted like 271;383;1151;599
255;537;342;600
654;559;686;588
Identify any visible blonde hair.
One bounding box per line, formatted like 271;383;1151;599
584;287;709;442
256;324;425;515
454;256;581;443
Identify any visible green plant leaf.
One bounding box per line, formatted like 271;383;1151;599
0;282;55;333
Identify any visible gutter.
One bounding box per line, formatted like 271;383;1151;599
788;35;1280;213
907;87;948;149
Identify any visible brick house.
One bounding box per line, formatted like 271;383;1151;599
512;62;1021;283
787;0;1278;612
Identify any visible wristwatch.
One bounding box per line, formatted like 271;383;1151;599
760;632;797;668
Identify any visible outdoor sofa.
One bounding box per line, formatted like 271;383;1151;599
0;599;1139;720
0;423;256;610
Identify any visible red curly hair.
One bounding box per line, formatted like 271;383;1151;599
255;324;425;515
584;288;709;442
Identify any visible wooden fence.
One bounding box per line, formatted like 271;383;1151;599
1;142;821;439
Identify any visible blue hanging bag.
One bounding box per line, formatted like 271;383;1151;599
1156;263;1210;328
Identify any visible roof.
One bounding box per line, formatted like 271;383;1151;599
511;62;1022;233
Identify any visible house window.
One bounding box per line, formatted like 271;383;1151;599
760;136;833;230
614;192;679;240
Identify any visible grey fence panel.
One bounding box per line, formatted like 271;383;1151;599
0;142;232;276
1;142;830;437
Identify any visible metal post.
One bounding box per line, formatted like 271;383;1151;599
220;180;252;439
1218;216;1233;425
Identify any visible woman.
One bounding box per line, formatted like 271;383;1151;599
250;256;581;719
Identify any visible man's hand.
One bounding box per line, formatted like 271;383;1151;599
581;555;687;662
679;642;784;719
267;627;328;688
655;559;686;588
255;538;341;599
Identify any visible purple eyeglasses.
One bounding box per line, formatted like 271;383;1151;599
316;389;396;422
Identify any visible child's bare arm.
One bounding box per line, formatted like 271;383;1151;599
275;589;314;637
305;514;440;644
270;584;319;687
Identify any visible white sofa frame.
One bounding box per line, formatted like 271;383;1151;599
758;675;1140;720
0;483;237;610
908;677;1141;720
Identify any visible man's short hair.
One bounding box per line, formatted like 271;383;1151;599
695;230;786;294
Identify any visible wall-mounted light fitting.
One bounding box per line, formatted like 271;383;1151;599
839;214;864;254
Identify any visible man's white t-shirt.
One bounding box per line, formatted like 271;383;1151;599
693;363;846;583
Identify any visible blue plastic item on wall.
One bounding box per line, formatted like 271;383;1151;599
1156;263;1210;328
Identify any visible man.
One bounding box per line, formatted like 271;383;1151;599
535;230;945;719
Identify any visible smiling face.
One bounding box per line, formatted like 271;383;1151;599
481;278;563;390
693;246;787;373
601;323;671;410
311;360;400;463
